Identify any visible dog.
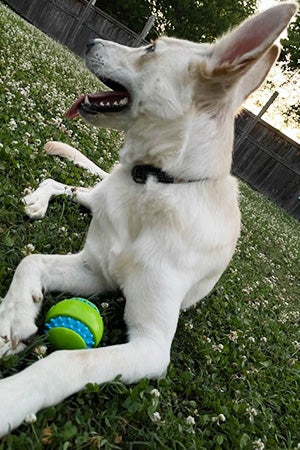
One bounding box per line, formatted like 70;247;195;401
0;3;297;436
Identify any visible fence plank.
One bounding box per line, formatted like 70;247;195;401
234;110;300;219
5;0;149;56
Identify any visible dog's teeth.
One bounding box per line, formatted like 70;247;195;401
84;95;91;105
120;98;128;106
99;102;105;106
113;101;118;106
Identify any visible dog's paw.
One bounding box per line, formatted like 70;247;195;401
0;375;37;437
23;193;48;219
23;197;49;219
22;179;71;219
0;302;37;357
22;179;54;219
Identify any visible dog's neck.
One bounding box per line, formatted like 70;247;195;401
120;112;234;182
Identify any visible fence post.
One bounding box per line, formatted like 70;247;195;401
234;91;279;151
70;0;96;45
133;16;155;47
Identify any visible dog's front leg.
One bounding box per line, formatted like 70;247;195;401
0;252;107;356
0;267;186;437
23;141;111;219
23;178;94;219
0;335;171;436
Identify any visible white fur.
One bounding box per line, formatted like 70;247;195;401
0;3;297;436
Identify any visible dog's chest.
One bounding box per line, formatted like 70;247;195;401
85;172;179;284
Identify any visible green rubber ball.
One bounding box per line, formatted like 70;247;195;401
45;297;104;350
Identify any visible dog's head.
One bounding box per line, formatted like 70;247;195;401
67;3;296;127
66;37;202;129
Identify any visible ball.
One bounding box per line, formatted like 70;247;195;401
45;297;104;350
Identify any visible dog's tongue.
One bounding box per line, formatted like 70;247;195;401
65;92;128;119
65;94;86;119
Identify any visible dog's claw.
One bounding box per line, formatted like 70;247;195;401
32;290;43;303
11;338;19;349
0;336;27;357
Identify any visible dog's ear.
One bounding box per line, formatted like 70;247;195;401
237;44;280;103
206;3;298;103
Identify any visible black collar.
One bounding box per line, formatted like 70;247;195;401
132;165;176;184
131;164;203;184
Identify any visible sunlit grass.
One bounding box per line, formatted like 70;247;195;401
0;4;299;449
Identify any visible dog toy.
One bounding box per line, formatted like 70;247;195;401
45;297;104;350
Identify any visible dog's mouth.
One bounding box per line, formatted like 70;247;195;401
65;78;130;119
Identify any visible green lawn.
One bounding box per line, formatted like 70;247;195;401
0;4;299;449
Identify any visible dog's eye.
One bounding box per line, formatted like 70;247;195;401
146;43;156;53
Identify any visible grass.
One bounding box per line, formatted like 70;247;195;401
0;3;299;449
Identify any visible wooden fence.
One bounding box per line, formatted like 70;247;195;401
3;0;300;219
3;0;148;56
234;110;300;219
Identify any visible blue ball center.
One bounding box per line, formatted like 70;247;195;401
45;316;95;348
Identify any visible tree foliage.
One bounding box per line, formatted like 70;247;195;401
96;0;150;36
281;13;300;70
96;0;298;75
96;0;257;43
147;0;258;43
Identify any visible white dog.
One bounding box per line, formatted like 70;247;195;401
0;3;297;436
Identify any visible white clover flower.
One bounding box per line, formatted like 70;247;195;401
185;320;194;330
186;415;195;425
21;243;35;255
212;343;224;353
212;414;226;425
24;413;37;424
151;411;161;422
205;356;212;365
248;336;255;343
8;118;17;130
292;341;300;350
253;438;265;450
228;330;238;342
260;337;267;344
51;117;63;126
246;406;259;423
150;388;160;398
33;345;47;359
101;302;109;309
